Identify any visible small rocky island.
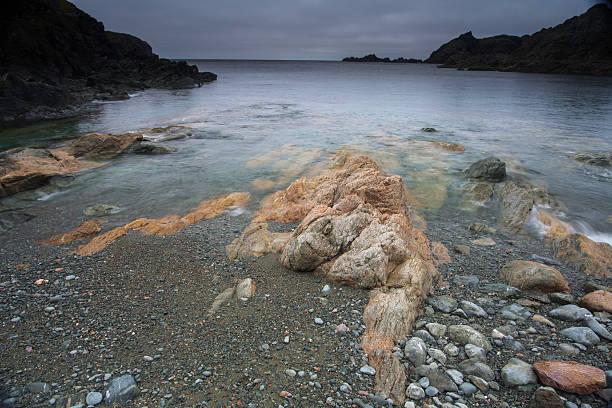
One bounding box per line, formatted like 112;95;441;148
343;54;422;63
0;0;217;123
426;4;612;75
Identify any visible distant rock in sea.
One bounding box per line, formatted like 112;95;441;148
426;4;612;76
342;54;422;63
0;0;218;123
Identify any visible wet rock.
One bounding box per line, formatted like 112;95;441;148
572;151;612;167
549;305;592;322
498;180;551;231
130;142;174;155
83;204;122;217
551;233;612;278
460;300;488;318
105;374;139;405
533;361;606;395
464;157;506;182
404;337;428;366
448;325;492;351
531;386;564;408
580;290;612;313
68;133;143;161
415;365;458;392
501;358;538;386
500;260;570;293
559;327;600;346
426;295;457;313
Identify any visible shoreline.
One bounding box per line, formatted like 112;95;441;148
1;153;610;407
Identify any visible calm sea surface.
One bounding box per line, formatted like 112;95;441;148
1;61;611;241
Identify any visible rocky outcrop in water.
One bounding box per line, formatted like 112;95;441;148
0;0;217;122
572;151;612;167
342;54;422;63
426;4;612;76
0;133;143;197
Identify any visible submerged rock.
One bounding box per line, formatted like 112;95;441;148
572;151;612;167
464;157;506;182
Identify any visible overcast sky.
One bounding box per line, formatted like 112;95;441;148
72;0;601;60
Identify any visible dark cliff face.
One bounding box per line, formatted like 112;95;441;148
0;0;217;123
426;4;612;75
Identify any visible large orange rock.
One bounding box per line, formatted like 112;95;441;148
533;361;606;395
500;260;570;293
228;153;439;405
552;234;612;278
580;290;612;313
43;220;103;246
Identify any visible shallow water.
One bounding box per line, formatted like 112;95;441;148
1;61;611;240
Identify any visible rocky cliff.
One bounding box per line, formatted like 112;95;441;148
0;0;217;122
343;54;422;63
426;4;612;75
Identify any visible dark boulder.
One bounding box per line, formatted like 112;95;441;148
426;4;612;76
465;157;506;182
0;0;217;123
572;151;612;167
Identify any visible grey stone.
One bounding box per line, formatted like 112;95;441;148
464;344;486;360
26;382;50;394
532;386;564;408
359;365;376;376
105;374;139;405
415;365;459;392
425;386;439;397
549;292;575;305
549;305;592;322
413;329;437;345
584;316;612;341
448;325;492;351
426;322;447;338
500;303;532;320
321;284;332;296
452;275;479;288
314;317;324;325
459;382;477;396
428;348;447;364
443;343;459;357
446;369;464;385
426;295;458;313
460;300;488;318
86;392;103;406
559;343;580;356
501;358;538;386
406;383;425;400
418;377;430;388
404;337;428;366
458;358;495;381
560;327;600;346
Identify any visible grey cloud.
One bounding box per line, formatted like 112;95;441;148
72;0;593;60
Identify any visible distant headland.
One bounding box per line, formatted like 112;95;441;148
342;54;422;63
